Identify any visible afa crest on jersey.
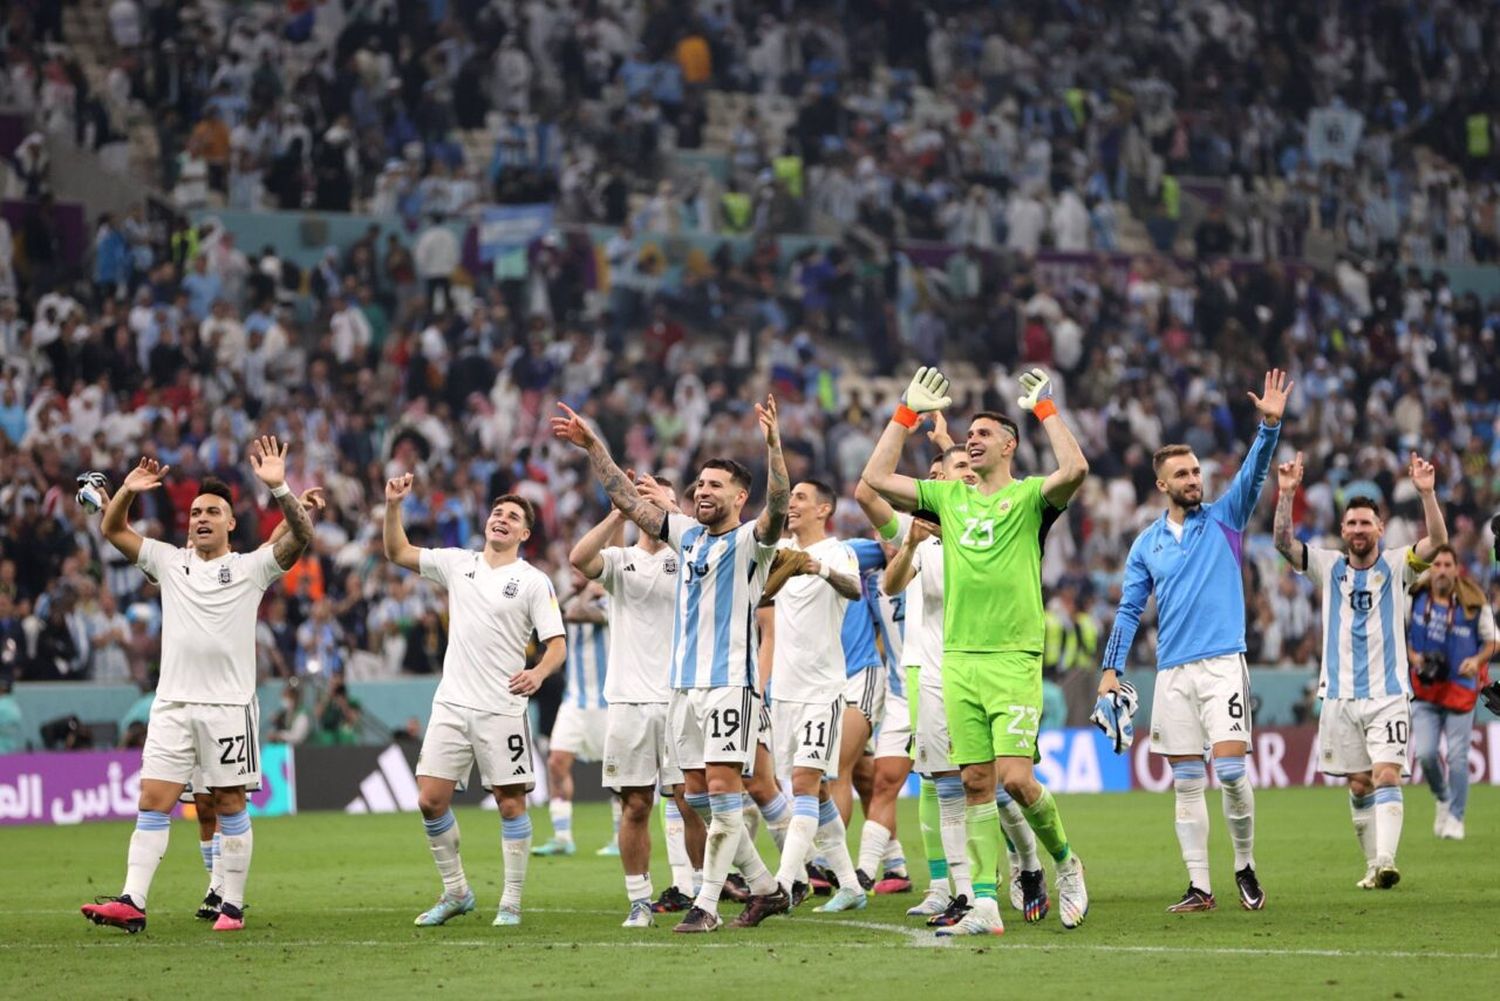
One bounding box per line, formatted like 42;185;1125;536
503;579;519;598
664;555;678;574
218;565;233;586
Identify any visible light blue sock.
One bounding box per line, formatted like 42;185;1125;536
761;792;790;823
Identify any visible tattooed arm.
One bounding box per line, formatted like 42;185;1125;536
1272;450;1306;569
753;394;789;544
551;404;667;538
249;436;314;570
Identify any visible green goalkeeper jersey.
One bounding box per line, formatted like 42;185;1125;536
914;475;1062;655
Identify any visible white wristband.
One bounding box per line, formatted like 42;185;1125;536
817;561;831;579
270;483;292;499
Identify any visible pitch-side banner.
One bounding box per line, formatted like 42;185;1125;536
1129;723;1500;790
0;745;295;825
478;204;554;262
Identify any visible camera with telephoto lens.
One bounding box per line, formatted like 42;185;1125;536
1415;649;1450;685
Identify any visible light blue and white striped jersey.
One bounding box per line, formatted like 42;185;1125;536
848;538;905;696
662;513;776;690
564;603;609;709
1300;545;1420;700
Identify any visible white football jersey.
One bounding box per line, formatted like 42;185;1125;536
905;538;946;690
1299;545;1419;701
663;513;776;690
420;549;565;716
771;536;855;703
137;538;286;705
597;544;680;703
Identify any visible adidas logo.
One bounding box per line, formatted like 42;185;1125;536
345;745;422;814
1230;723;1243;732
512;765;527;776
465;571;475;579
623;564;636;572
720;743;737;752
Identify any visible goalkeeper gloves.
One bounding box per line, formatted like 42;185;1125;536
893;367;952;428
1017;367;1058;421
1090;679;1139;754
75;471;110;514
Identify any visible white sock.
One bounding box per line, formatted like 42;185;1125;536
217;811;253;910
995;790;1040;871
935;776;973;899
122;811;170;910
743;794;762;842
625;872;653;906
1215;757;1256;870
548;798;573;844
1374;786;1404;868
1350;791;1376;865
210;832;223;894
610;795;623;841
423;811;469;899
1172;760;1211;894
199;838;215;874
814;798;861;892
759;791;791;851
881;837;907;875
663;800;694;894
733;822;778;896
501;814;532;910
776;795;820;891
695;794;745;915
858;820;892;877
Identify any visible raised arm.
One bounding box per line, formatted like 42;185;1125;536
551;403;666;539
1099;540;1153;693
753;394;789;545
884;519;936;594
861;367;952;510
1272;450;1307;570
1408;452;1447;563
263;487;325;549
1018;369;1088;507
100;458;169;564
250;436;314;571
570;508;627;580
382;473;422;572
1222;369;1292;528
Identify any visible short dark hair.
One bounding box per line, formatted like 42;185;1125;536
969;411;1019;440
1429;544;1456;561
649;475;674;492
1152;444;1196;475
942;445;968;462
800;479;836;508
198;477;233;504
1342;496;1381;520
701;458;752;490
491;494;537;530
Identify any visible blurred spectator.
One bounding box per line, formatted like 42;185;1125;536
266;681;312;745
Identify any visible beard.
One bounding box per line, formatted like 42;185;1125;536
1167;486;1202;510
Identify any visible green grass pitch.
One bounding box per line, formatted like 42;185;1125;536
4;787;1496;999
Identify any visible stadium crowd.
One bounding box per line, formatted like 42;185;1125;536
0;0;1497;747
6;1;1500;259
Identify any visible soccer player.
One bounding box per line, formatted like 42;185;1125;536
570;480;707;926
1273;451;1447;888
872;442;1046;926
765;479;870;913
1101;369;1291;913
81;439;314;934
384;475;567;928
552;396;789;933
534;575;614;858
862;367;1089;936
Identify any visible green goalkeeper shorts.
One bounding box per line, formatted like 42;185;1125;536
941;651;1043;765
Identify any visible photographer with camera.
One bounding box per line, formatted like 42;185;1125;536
1408;545;1497;841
